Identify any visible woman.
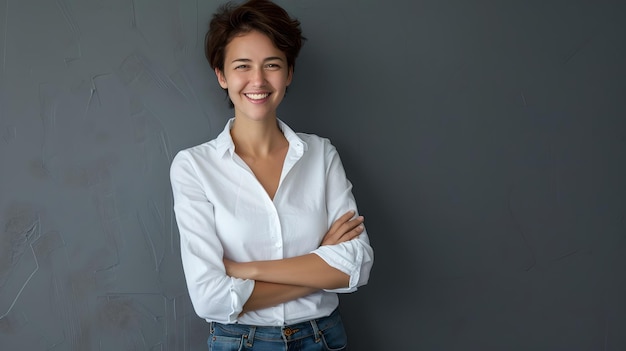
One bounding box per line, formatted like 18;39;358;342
170;0;374;349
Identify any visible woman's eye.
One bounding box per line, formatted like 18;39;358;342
235;65;248;70
266;64;280;70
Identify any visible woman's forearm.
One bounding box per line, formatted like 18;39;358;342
224;212;361;291
242;281;318;313
226;254;349;289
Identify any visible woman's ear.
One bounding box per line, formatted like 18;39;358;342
286;66;294;86
215;68;228;89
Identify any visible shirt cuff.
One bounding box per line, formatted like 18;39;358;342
312;244;363;293
227;278;255;323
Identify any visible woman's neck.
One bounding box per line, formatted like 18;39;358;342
230;117;287;158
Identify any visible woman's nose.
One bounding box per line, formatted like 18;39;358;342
250;68;266;85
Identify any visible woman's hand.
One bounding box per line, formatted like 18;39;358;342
321;210;364;246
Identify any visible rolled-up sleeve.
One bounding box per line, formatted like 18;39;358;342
170;150;254;323
311;140;374;293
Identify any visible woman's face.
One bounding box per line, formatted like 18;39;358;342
215;30;293;122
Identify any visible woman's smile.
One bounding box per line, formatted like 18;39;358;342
244;92;271;102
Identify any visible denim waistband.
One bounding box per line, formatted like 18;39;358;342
210;308;341;344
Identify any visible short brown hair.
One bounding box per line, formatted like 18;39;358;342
205;0;306;72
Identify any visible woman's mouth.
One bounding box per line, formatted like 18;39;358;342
245;93;270;101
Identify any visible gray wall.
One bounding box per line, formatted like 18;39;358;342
1;0;625;350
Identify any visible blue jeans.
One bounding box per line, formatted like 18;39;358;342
207;308;348;351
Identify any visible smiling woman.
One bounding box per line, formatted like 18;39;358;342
169;1;374;350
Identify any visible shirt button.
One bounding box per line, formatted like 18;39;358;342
275;242;282;248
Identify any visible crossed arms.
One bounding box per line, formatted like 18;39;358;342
224;210;365;313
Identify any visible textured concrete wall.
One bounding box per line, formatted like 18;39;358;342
1;0;625;350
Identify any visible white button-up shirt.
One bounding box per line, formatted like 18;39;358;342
170;118;374;326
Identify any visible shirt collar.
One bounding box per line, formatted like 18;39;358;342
215;118;307;158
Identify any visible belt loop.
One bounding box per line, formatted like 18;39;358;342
245;326;256;348
310;318;321;343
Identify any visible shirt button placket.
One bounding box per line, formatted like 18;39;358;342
268;204;283;259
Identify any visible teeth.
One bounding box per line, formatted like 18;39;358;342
246;93;269;100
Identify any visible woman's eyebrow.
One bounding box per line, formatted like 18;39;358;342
263;56;284;62
230;57;284;63
231;58;252;63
